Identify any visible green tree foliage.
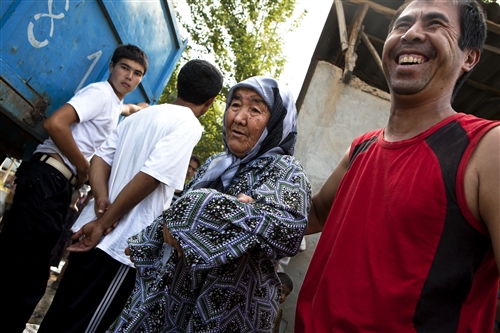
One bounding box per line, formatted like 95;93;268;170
159;0;304;162
183;0;303;94
192;99;225;163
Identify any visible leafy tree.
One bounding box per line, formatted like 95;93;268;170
192;99;225;163
182;0;304;94
159;0;304;161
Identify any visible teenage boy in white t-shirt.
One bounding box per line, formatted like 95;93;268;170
37;59;224;333
0;44;148;332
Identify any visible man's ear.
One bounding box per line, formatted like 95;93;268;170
109;61;115;73
205;97;216;107
462;48;481;73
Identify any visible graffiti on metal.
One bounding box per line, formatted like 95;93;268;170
27;0;69;48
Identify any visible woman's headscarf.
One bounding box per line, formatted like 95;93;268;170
192;76;297;191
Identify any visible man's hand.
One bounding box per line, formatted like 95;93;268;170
76;159;91;189
104;221;119;235
124;247;134;263
163;223;183;258
67;220;106;252
237;193;254;203
94;196;111;218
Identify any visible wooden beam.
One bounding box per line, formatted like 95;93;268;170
347;0;500;36
465;79;500;96
483;44;500;56
361;31;384;74
348;0;396;18
487;20;500;36
336;0;349;53
365;32;385;46
343;3;369;83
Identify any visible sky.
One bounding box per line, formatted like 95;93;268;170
175;0;333;100
280;0;333;99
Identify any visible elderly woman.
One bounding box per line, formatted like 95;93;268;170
108;77;311;332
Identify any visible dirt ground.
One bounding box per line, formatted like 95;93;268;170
23;264;63;332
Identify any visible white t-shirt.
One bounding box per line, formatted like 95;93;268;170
72;104;203;267
35;81;122;174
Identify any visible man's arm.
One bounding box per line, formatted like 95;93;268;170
68;171;160;252
305;149;350;235
43;104;89;188
474;127;500;273
121;102;149;116
89;156;112;217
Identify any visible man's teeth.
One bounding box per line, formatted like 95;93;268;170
399;56;423;64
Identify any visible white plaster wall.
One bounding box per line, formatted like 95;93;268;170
295;61;390;194
280;61;390;332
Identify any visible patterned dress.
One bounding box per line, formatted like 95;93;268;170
108;154;311;332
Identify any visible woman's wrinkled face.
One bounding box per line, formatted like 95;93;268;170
225;88;270;158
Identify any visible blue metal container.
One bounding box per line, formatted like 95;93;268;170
1;0;187;160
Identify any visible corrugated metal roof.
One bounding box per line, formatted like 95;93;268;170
298;0;500;120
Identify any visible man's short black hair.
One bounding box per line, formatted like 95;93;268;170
111;44;149;75
278;272;294;291
388;0;486;100
177;60;224;105
190;155;201;168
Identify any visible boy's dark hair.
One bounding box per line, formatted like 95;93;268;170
177;60;224;105
278;272;294;291
190;155;201;168
388;0;486;100
111;44;149;75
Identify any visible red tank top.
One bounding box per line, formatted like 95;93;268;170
296;113;499;333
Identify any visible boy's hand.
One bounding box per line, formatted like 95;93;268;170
121;102;149;116
76;159;90;189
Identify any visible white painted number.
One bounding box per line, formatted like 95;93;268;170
27;0;70;48
75;51;103;93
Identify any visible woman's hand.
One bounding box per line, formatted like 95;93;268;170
163;222;183;257
237;193;254;203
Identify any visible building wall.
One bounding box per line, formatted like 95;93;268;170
280;61;390;332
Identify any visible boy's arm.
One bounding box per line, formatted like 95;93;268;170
121;102;149;116
43;104;90;188
305;148;350;235
67;171;160;252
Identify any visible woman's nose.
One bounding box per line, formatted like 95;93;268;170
234;108;248;124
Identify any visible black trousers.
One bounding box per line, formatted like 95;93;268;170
38;249;136;333
0;158;73;332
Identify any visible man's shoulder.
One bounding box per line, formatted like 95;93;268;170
146;104;199;122
455;113;500;142
352;128;384;144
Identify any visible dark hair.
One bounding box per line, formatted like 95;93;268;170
190;155;201;168
388;0;486;100
177;60;224;105
278;272;294;291
111;44;149;75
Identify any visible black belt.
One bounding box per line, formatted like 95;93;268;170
34;153;78;187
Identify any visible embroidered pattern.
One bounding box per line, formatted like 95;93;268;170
108;154;310;332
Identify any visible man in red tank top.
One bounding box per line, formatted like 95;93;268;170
296;1;500;332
